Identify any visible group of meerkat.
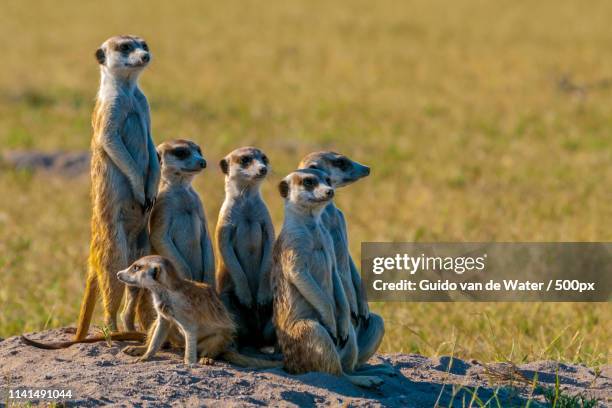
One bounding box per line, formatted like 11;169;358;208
22;35;390;387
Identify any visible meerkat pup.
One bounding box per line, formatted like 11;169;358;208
299;151;384;366
272;169;383;388
150;139;215;284
75;35;160;340
118;255;282;368
215;147;275;348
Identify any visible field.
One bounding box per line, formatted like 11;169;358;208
0;0;610;368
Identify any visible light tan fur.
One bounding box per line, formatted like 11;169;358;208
118;255;281;369
272;169;383;388
299;151;384;366
75;35;160;340
215;147;275;348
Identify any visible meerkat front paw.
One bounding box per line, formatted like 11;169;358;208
135;355;151;363
122;345;147;356
198;357;215;365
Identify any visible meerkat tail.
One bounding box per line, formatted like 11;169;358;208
74;269;99;341
21;331;145;350
220;349;283;369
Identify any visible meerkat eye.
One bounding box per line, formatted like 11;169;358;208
172;147;191;159
119;43;132;52
325;177;332;185
240;156;252;166
309;164;319;170
261;155;269;165
303;178;317;189
132;265;141;271
141;42;149;51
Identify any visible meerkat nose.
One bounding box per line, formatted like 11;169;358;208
326;189;334;198
200;159;207;169
142;53;150;63
259;167;268;176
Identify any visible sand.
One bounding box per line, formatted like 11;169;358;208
0;328;609;407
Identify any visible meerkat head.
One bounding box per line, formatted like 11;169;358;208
95;35;151;77
117;255;172;289
219;147;270;189
278;169;335;213
299;151;370;188
157;139;206;184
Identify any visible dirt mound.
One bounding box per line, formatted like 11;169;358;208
1;150;90;177
1;329;609;407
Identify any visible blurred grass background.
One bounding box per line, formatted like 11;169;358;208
0;0;609;367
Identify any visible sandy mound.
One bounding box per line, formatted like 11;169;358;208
0;150;90;177
1;329;609;407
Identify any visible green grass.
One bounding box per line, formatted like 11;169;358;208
0;0;610;367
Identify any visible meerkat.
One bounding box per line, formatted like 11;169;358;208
118;255;282;368
150;139;215;284
215;147;275;348
272;169;383;388
299;151;384;365
75;35;160;341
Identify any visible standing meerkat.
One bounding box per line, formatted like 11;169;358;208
272;169;383;388
75;35;160;341
215;147;275;348
150;139;215;284
118;255;282;368
299;151;384;365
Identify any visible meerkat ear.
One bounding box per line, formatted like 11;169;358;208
219;158;229;174
279;180;289;198
156;148;162;164
95;48;105;65
149;266;160;281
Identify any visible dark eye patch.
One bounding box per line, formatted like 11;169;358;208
261;155;269;165
172;147;191;160
118;43;132;53
302;177;318;190
325;177;332;185
333;157;350;171
240;156;252;166
141;42;149;51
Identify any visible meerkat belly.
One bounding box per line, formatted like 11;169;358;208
310;247;335;298
91;110;149;219
284;246;334;324
92;148;141;227
172;211;203;275
331;229;350;273
121;111;149;173
234;221;263;292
